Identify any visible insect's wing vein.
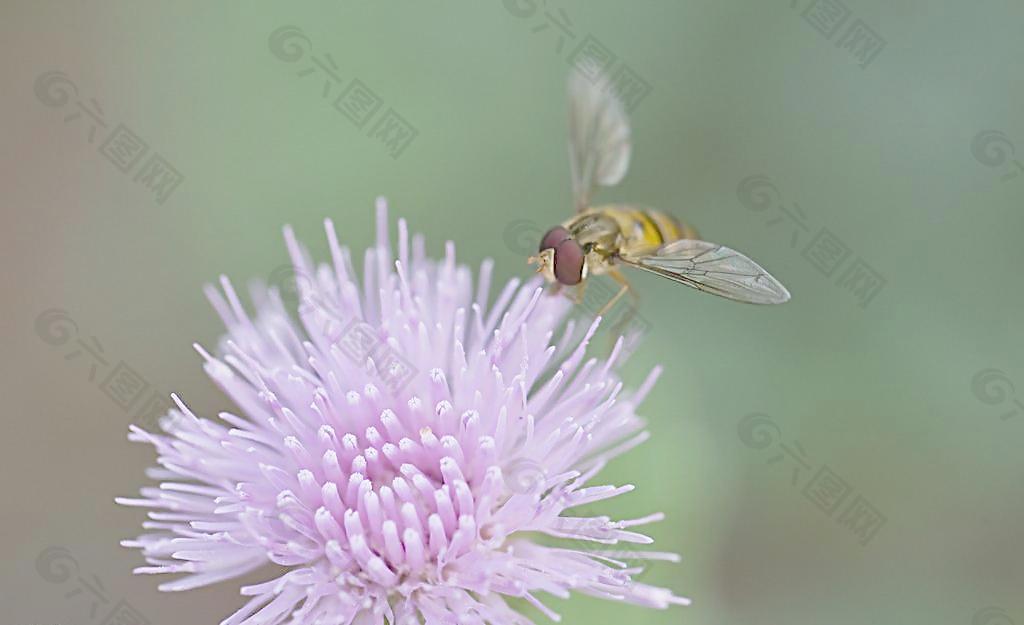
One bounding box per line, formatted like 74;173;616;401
618;239;791;304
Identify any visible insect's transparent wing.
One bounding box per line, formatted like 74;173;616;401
568;62;631;211
619;239;791;304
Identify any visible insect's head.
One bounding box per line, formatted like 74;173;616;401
529;226;584;286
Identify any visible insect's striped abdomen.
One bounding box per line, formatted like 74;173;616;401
596;205;697;253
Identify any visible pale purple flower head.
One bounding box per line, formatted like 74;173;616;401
118;200;689;625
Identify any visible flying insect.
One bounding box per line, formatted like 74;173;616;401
529;65;791;314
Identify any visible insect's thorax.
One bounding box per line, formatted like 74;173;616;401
565;205;691;257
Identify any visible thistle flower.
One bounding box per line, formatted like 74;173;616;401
118;200;689;625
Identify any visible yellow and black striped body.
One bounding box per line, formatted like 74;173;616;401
567;205;698;259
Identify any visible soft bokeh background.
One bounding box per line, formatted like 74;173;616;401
3;1;1024;624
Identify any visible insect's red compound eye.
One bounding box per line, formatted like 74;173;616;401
553;239;584;285
539;226;570;253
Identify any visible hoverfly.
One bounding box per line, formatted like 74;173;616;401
529;66;791;314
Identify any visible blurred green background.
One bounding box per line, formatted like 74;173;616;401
3;1;1024;624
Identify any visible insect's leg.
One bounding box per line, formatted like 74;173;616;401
622;270;641;313
596;270;632;317
601;269;642;338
